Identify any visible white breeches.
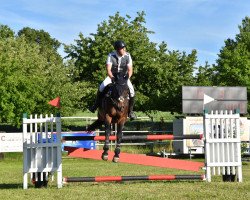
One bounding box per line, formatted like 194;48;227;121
99;76;135;97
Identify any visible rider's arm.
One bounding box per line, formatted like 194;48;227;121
127;54;133;78
106;53;114;79
127;65;132;79
106;63;114;79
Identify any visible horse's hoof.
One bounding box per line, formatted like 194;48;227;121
112;156;119;163
102;154;108;161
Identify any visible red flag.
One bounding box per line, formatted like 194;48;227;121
48;97;60;108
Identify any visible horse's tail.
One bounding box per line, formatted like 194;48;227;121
87;119;103;131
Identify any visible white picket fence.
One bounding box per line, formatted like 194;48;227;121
23;114;62;189
204;110;242;182
22;111;243;189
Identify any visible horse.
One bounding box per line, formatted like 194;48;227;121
87;73;130;162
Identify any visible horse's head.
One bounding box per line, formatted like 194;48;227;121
109;73;129;112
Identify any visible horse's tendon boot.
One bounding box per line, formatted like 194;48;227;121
102;145;109;161
112;156;119;163
101;151;108;161
112;147;120;163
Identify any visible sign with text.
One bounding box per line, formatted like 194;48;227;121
182;86;247;114
0;133;23;152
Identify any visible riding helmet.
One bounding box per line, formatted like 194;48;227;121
114;40;126;50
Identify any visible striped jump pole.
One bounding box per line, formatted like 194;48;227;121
63;174;205;183
62;134;203;141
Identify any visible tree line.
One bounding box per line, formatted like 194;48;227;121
0;11;250;126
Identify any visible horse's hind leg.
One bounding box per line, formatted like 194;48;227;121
113;123;124;163
102;123;111;161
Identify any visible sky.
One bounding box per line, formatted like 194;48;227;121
0;0;249;66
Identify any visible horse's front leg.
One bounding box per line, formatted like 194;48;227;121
113;120;125;163
102;116;112;161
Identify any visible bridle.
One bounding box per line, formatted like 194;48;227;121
108;82;129;112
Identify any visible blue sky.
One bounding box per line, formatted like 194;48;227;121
0;0;249;66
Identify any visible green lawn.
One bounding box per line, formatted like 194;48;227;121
0;153;249;200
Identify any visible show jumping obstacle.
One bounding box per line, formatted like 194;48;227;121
204;110;242;182
22;110;242;188
63;174;205;183
62;134;203;141
23;114;62;189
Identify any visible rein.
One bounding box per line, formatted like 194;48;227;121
110;97;122;111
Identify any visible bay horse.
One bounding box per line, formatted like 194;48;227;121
87;73;129;162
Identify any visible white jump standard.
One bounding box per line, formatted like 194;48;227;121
204;110;242;182
23;113;62;189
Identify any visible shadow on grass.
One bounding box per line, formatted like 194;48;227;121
0;183;23;189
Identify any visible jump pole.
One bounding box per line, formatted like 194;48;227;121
62;134;203;141
63;174;205;183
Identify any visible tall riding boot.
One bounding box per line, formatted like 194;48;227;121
89;90;103;113
128;97;137;120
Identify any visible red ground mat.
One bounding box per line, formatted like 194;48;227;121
65;147;204;172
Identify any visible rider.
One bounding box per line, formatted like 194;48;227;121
89;40;137;120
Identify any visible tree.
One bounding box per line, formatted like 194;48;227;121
65;11;198;113
0;24;14;39
213;16;250;111
18;27;61;51
0;35;83;126
195;62;214;86
214;17;250;86
17;27;62;64
64;11;158;109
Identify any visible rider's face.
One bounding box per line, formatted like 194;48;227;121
117;47;126;56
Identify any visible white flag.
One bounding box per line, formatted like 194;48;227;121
203;94;215;105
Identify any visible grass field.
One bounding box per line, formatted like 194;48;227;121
0;111;249;199
0;153;249;200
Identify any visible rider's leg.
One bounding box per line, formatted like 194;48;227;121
88;90;103;113
127;79;137;120
128;96;136;120
89;77;112;113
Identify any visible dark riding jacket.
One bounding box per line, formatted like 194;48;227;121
107;52;131;76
